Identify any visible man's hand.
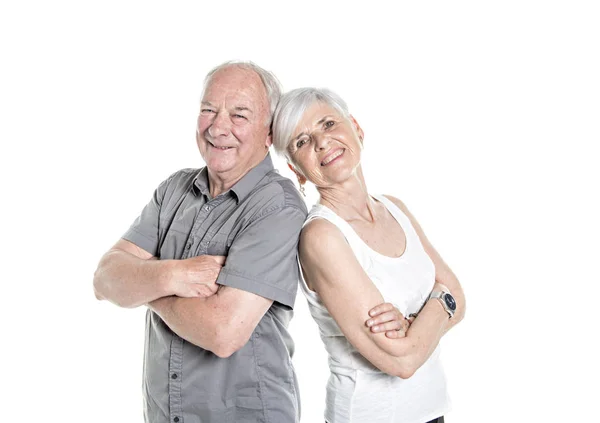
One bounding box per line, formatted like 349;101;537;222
169;255;226;298
366;302;411;339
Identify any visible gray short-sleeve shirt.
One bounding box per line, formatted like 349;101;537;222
123;154;307;423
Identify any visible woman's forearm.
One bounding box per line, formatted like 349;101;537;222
370;298;450;378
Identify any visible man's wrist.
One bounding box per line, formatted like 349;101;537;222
155;259;177;297
148;295;174;314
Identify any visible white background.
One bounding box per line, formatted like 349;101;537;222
1;1;599;422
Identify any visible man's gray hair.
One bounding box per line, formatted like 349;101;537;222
272;87;350;158
203;61;282;126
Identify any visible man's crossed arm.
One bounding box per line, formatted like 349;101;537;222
93;239;224;308
93;239;270;357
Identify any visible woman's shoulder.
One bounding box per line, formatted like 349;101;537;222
301;216;341;242
380;194;409;214
299;217;350;259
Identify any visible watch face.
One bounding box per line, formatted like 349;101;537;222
444;293;457;311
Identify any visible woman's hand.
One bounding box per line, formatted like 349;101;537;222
366;303;412;339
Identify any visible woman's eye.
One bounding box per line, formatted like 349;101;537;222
296;138;308;148
324;120;335;129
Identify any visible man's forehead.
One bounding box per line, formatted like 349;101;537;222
203;67;267;104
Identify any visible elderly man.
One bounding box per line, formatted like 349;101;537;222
94;61;307;423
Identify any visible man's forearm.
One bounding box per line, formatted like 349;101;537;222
94;249;174;308
148;294;236;357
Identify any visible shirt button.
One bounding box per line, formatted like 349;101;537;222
171;373;178;379
173;417;179;423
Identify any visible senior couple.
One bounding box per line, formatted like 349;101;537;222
94;61;465;423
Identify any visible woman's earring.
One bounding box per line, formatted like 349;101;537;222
299;182;306;197
289;163;307;197
296;175;306;197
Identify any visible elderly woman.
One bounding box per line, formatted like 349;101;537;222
272;88;466;423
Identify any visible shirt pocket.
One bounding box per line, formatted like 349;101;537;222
205;233;231;256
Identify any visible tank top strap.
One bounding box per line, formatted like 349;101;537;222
371;194;422;248
304;204;365;250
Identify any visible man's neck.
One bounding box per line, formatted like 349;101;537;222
206;153;267;198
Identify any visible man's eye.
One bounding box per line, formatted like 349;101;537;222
233;114;247;120
324;120;335;129
201;109;215;113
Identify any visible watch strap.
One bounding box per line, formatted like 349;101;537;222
428;290;454;318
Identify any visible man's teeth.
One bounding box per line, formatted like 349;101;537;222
322;149;343;165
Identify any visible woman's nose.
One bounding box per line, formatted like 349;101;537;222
314;133;330;151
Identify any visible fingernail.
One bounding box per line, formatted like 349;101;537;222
367;320;373;326
372;326;379;331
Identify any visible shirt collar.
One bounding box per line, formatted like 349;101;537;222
193;153;275;203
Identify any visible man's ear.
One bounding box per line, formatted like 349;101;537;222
287;162;307;184
195;115;202;141
265;132;273;148
349;114;365;143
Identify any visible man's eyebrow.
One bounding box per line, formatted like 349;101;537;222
200;103;254;114
234;106;253;114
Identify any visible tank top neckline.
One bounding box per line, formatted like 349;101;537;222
311;194;410;263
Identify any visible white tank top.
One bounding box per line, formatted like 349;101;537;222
299;195;451;423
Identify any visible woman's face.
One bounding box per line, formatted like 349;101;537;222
288;102;363;188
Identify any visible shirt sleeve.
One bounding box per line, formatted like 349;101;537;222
216;205;307;309
121;175;173;257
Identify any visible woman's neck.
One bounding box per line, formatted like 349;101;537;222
317;167;377;223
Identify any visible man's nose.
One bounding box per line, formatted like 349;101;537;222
208;112;231;138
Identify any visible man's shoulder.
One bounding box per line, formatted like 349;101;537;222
158;168;201;192
249;171;307;216
167;167;201;183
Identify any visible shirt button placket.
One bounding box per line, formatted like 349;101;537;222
168;336;184;423
200;240;209;253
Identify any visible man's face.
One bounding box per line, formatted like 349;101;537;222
196;67;272;181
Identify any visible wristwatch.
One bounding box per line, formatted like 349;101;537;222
428;290;456;318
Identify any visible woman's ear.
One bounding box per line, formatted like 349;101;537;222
287;162;307;185
349;114;365;143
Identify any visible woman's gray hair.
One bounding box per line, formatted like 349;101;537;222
202;60;282;126
272;87;350;158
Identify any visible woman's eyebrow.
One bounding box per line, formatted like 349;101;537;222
293;131;308;142
316;115;334;125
